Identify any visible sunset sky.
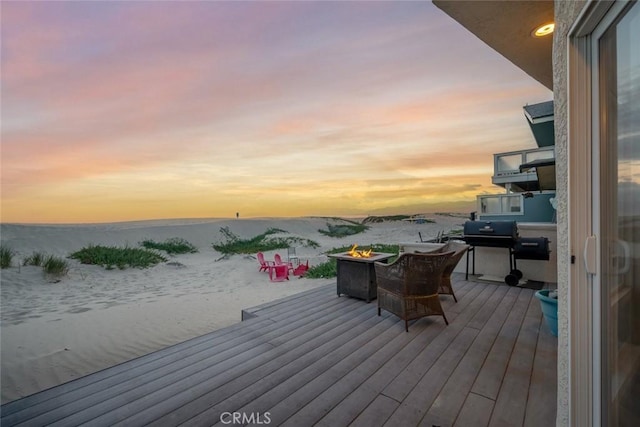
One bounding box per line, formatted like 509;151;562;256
1;1;552;224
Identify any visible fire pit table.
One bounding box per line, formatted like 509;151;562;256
328;252;395;302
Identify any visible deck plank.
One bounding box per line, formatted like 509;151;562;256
102;297;374;426
383;327;480;426
470;288;533;401
8;287;357;426
381;283;500;403
489;292;541;427
2;285;340;422
313;280;475;426
0;276;557;427
144;300;387;426
349;395;399;427
242;282;336;320
454;392;495;427
262;319;405;426
524;303;557;427
286;315;451;426
314;312;451;426
419;286;520;427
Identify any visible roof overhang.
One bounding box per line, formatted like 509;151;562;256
524;100;555;147
432;0;554;90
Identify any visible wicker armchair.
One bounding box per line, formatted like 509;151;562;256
375;251;454;332
435;241;470;302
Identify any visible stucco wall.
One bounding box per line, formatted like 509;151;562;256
553;1;587;425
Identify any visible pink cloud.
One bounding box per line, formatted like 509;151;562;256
1;1;552;223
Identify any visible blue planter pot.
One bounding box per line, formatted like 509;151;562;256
535;290;558;336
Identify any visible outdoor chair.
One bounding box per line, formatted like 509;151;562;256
375;251;454;332
274;253;294;274
287;247;299;267
434;240;470;302
257;252;273;273
292;260;309;277
270;264;289;282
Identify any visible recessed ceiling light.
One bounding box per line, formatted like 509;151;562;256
533;22;555;37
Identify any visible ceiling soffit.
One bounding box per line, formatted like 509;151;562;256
433;0;554;90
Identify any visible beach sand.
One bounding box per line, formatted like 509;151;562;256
0;215;463;404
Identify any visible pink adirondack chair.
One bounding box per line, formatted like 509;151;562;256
274;253;294;273
270;263;289;281
257;252;273;273
292;260;309;277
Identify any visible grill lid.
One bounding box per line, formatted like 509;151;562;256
463;220;518;248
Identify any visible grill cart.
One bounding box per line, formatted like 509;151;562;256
463;220;550;286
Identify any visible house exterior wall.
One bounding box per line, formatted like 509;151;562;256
553;1;588;425
478;192;557;223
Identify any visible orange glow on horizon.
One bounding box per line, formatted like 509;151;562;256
1;1;552;224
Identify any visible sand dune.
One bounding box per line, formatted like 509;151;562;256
0;216;463;403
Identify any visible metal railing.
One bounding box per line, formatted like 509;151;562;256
493;146;555;177
477;194;523;216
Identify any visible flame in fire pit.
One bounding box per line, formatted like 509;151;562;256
347;244;373;258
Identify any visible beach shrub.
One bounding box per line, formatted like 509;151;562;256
22;251;69;279
435;212;468;218
318;222;369;238
140;238;198;255
363;215;436;224
362;215;412;223
69;245;167;269
0;245;14;269
268;236;320;250
43;255;69;277
305;259;337;279
23;251;47;267
213;227;319;255
213;227;287;254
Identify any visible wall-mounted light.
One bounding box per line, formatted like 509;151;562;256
532;22;555;37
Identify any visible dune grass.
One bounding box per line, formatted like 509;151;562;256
23;251;47;267
318;222;369;238
0;245;14;269
304;260;337;279
362;215;412;223
140;238;198;255
213;227;319;255
70;245;167;270
22;251;70;279
43;255;70;277
304;243;400;279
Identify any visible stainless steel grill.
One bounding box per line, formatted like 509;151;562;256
462;220;518;248
463;221;550;286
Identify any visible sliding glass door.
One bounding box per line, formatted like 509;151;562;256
596;3;639;425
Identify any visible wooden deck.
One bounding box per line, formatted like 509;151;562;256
1;275;557;426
